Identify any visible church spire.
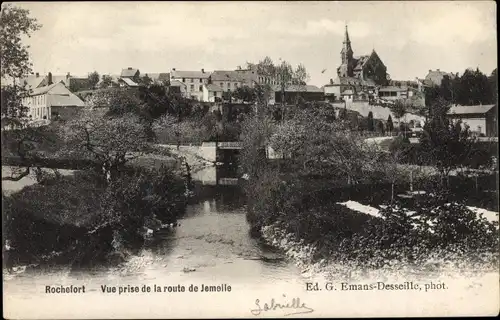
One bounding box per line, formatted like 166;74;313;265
340;24;353;67
343;24;350;45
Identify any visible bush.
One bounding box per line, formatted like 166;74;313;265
334;191;499;268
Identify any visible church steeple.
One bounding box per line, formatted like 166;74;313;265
341;25;353;64
344;24;351;45
339;24;354;77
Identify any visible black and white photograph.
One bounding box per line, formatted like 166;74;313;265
2;1;499;318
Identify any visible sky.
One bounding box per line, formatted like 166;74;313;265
9;1;498;86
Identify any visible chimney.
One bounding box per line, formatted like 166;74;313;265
201;68;205;73
172;68;176;71
36;72;39;78
48;72;53;85
128;67;132;70
437;69;440;72
429;69;432;73
330;79;334;85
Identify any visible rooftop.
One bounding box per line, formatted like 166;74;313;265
271;84;323;93
120;78;139;87
448;104;496;115
205;84;223;92
171;70;211;79
379;86;408;92
121;68;140;78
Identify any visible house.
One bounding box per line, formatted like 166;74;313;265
143;73;170;84
202;84;224;102
169;68;211;101
447;104;497;137
272;84;324;104
209;70;246;93
17;72;92;92
423;69;458;87
96;75;121;88
121;67;140;80
18;72;47;90
118;77;139;87
326;76;377;103
168;80;187;96
378;86;410;101
21;82;85;122
341;89;354;102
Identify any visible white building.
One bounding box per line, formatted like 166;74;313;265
21;82;85;122
202;84;223;102
169;69;211;101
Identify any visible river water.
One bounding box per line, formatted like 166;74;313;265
3;165;314;318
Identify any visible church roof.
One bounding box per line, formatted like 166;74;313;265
353;55;370;70
334;76;376;87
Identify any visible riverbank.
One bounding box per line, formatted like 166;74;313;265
2;165;188;271
261;217;499;282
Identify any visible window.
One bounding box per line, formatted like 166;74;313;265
182;78;186;82
200;78;203;82
190;84;194;91
199;85;203;91
220;82;224;87
190;78;193;83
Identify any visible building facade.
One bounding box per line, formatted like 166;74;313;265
447;104;497;137
202;84;224;102
21;82;85;122
169;69;211;101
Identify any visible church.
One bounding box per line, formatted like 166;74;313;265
325;25;390;102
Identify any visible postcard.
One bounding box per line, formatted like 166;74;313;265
2;1;498;318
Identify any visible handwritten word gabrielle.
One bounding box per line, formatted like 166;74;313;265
250;294;314;316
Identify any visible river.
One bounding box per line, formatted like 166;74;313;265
3;165;314;318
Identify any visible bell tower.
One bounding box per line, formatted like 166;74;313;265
338;25;354;77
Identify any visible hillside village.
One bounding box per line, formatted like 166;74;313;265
7;25;497;140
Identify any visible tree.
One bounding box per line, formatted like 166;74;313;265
1;4;45;181
376;120;385;134
0;4;41;79
488;68;497;105
232;85;256;103
100;75;113;89
386;115;394;135
88;71;100;90
420;97;477;184
255;56;309;120
367;111;374;131
86;87;141;115
140;74;153;87
60;111;150;182
389;100;408;134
